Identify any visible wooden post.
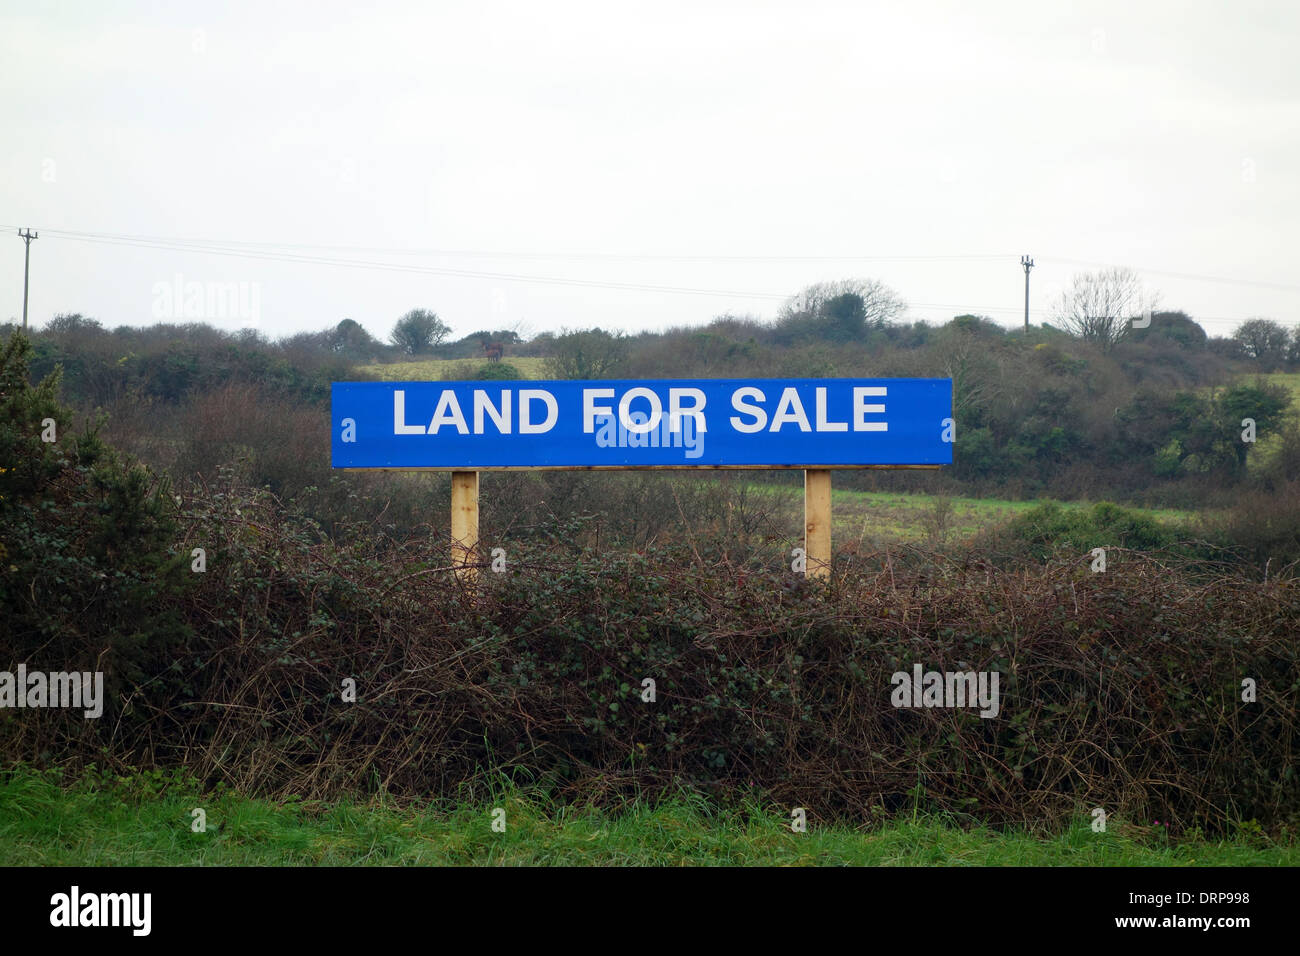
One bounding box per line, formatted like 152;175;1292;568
804;468;831;580
451;470;480;588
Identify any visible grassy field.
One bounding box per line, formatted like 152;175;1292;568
832;488;1193;543
1;768;1291;866
1263;371;1300;400
356;356;550;380
738;481;1197;544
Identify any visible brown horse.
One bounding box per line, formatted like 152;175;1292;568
481;337;504;362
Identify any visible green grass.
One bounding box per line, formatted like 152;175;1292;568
356;357;550;380
1;767;1292;866
1262;371;1300;402
742;482;1197;544
833;489;1193;543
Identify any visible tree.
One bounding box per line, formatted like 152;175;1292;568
948;314;1005;337
1219;382;1291;466
390;309;450;356
817;293;869;342
1126;310;1207;349
42;313;105;337
1232;318;1289;369
1052;267;1152;351
1116;382;1290;476
775;278;905;344
0;331;190;687
331;318;380;358
932;319;1004;414
543;328;628;379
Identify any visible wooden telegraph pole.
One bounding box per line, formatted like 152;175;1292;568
450;470;480;589
1021;255;1034;333
19;229;38;330
804;468;831;579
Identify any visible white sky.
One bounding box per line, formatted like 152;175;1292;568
2;0;1297;342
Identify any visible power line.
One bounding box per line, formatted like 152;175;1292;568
8;225;1297;294
43;231;794;302
5;224;1291;328
1040;256;1300;294
1;226;1015;264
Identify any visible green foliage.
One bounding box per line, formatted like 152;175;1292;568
1233;318;1290;369
474;362;521;380
0;331;192;706
329;318;381;359
543;328;628;379
389;309;450;356
1115;382;1291;478
980;501;1183;563
1126;311;1207;349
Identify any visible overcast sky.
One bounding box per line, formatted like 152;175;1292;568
2;0;1296;343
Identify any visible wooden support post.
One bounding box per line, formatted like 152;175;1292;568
804;468;831;580
451;470;480;589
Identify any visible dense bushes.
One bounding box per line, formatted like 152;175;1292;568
0;333;192;691
4;463;1296;834
26;321;349;409
6;325;1299;836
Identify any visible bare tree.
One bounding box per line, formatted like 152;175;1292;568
780;278;906;329
1051;267;1153;350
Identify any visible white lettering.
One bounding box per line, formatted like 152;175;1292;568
815;387;847;432
730;387;767;433
428;391;469;435
618;388;662;434
473;390;511;435
770;387;811;432
519;390;558;433
583;389;616;433
853;386;887;432
393;390;426;435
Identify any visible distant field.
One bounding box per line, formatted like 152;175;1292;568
355;357;549;380
1263;371;1300;399
829;488;1195;542
742;483;1198;544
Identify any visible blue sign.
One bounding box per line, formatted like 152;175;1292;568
331;378;953;469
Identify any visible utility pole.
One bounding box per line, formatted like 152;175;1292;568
1020;255;1034;333
19;229;38;331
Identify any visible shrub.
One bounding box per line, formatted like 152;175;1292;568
0;332;192;695
474;362;521;380
974;501;1184;564
3;465;1295;835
